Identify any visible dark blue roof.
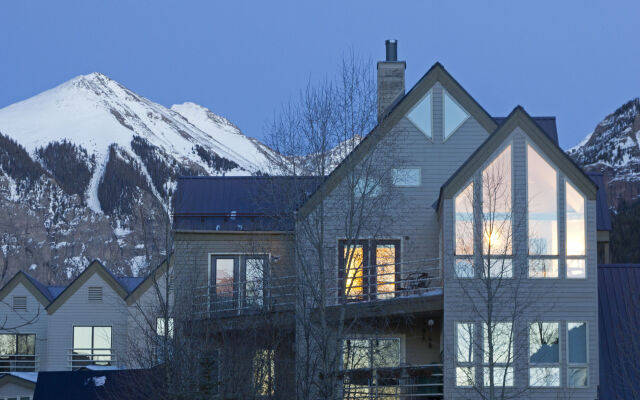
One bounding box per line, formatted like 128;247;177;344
588;172;612;231
23;273;57;302
598;264;640;399
173;176;324;231
493;116;558;145
33;368;160;400
116;277;145;293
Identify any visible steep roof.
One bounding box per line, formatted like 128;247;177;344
587;172;612;231
598;264;640;399
493;116;558;145
173;176;323;231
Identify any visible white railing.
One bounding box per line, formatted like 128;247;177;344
342;364;444;399
0;354;39;372
192;265;442;318
68;348;116;369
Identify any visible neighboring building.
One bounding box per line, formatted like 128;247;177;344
0;259;170;399
172;40;612;399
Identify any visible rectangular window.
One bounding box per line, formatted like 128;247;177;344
566;181;586;278
455;183;474;257
210;255;269;312
342;337;400;370
254;349;275;396
568;322;588;387
392;168;421;187
0;334;35;356
72;326;112;366
12;296;27;312
339;240;400;301
245;257;266;307
483;322;514;387
456;323;474;387
354;176;381;198
484;258;513;279
88;287;103;303
482;145;512;256
156;317;174;338
528;259;559;278
529;322;560;387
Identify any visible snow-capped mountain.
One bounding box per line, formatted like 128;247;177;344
568;98;640;208
0;72;279;284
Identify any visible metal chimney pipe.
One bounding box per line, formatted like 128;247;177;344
385;40;398;62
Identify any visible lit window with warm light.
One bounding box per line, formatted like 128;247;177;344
566;182;586;278
344;244;364;300
455;182;474;278
482;145;512;278
527;145;558;278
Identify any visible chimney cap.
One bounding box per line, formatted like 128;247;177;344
385;40;398;62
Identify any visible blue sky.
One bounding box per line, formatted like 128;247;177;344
1;0;638;149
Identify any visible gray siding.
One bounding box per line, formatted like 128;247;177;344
442;128;599;399
0;380;34;398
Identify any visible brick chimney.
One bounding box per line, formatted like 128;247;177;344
377;40;406;121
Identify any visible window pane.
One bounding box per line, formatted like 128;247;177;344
372;339;400;368
73;327;92;351
376;245;395;299
157;317;174;338
455;183;474;255
343;339;370;370
246;258;264;306
444;91;469;139
483;145;512;255
392;168;420;187
344;245;364;299
566;182;585;256
456;367;475;387
528;145;557;255
407;91;432;138
568;367;588;387
530;322;559;363
567;259;586;279
485;258;512;278
484;323;513;364
455;259;474;278
530;367;560;387
457;323;474;363
216;258;234;298
0;334;16;355
528;259;558;278
93;327;112;349
354;177;381;198
17;335;35;355
568;322;587;364
483;367;514;387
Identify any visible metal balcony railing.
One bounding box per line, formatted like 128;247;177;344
341;364;444;399
68;348;116;369
0;354;38;372
193;275;296;317
192;264;442;317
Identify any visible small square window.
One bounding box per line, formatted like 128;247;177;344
567;259;586;279
392;168;420;187
528;259;558;278
455;259;474;278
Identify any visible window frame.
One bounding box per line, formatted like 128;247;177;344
454;181;475;278
405;89;434;140
391;167;421;187
528;321;561;388
208;253;270;312
565;180;587;279
482;322;514;387
567;321;589;388
442;88;470;142
341;335;404;370
0;333;36;356
455;322;475;387
338;239;401;302
526;142;560;280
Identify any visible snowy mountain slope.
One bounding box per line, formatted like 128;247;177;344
569;98;640;207
0;72;280;284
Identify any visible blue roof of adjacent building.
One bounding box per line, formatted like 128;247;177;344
33;368;160;400
493;116;558;145
587;172;612;231
598;264;640;399
173;176;324;231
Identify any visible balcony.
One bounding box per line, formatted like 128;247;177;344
341;364;443;399
68;348;116;370
0;354;38;372
193;275;296;318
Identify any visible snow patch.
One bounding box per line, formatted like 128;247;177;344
91;376;106;387
29;264;37;271
130;255;147;277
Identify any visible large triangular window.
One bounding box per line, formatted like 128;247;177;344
443;90;469;140
406;90;432;139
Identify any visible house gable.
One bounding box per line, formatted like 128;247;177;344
298;63;497;218
438;106;597;206
0;272;51;308
46;260;129;314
